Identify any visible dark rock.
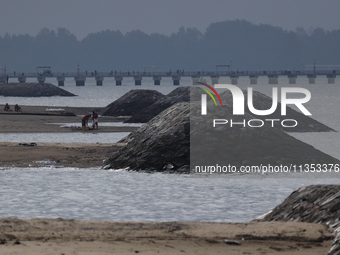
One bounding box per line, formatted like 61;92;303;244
255;185;340;224
102;89;165;116
219;89;334;132
103;102;190;172
0;83;76;97
104;99;338;172
253;185;340;255
124;86;190;123
224;239;241;245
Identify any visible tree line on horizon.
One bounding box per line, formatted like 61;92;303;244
0;20;339;73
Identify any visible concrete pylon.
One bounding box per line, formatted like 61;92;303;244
134;76;142;85
327;74;336;84
95;76;104;86
249;75;258;85
268;74;278;84
211;75;219;85
37;76;46;84
172;75;181;85
57;76;65;86
75;76;86;86
114;76;123;86
288;74;297;84
307;74;316;84
153;76;162;85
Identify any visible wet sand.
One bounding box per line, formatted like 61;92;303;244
0;218;333;255
0;106;136;168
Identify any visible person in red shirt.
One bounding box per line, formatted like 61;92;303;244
82;114;91;131
4;103;10;111
15;104;22;112
92;111;98;129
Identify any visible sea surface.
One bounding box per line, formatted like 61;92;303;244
0;76;340;222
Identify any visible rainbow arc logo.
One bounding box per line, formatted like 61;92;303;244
196;82;222;116
196;82;223;106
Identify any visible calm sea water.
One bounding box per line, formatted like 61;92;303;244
0;76;339;222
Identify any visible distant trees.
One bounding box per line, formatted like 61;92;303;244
0;20;339;73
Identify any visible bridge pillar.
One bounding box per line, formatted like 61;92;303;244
288;74;297;84
211;75;219;85
307;74;316;84
134;76;142;85
152;76;162;85
268;74;278;84
249;75;258;85
37;76;46;84
327;74;336;84
95;76;104;86
230;75;239;85
172;75;181;85
57;76;65;86
18;76;26;83
74;76;86;86
114;76;123;86
191;76;200;85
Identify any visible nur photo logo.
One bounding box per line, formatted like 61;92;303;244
196;83;312;128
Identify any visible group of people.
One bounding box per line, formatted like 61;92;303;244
4;103;21;112
82;111;98;131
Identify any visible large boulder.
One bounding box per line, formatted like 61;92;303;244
124;86;190;123
103;102;190;172
103;100;339;172
254;185;340;255
102;89;165;116
0;83;76;97
255;185;340;224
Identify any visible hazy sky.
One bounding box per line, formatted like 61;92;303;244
1;0;340;40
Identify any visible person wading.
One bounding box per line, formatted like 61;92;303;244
82;114;91;131
92;111;98;130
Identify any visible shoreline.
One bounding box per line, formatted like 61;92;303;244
0;105;136;168
0;218;333;255
0;142;125;168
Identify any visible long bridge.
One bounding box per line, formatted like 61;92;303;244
0;69;339;86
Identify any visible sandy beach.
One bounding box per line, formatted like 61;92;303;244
0;218;333;255
0;105;335;254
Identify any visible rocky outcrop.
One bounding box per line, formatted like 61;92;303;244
102;89;165;116
254;185;340;255
0;83;76;97
103;102;190;172
103;99;338;172
219;89;335;132
124;86;190;123
255;185;340;224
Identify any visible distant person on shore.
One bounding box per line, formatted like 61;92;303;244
14;104;21;112
82;114;91;131
92;111;98;130
4;103;10;111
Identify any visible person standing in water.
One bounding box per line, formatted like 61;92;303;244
82;114;91;131
92;111;98;129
